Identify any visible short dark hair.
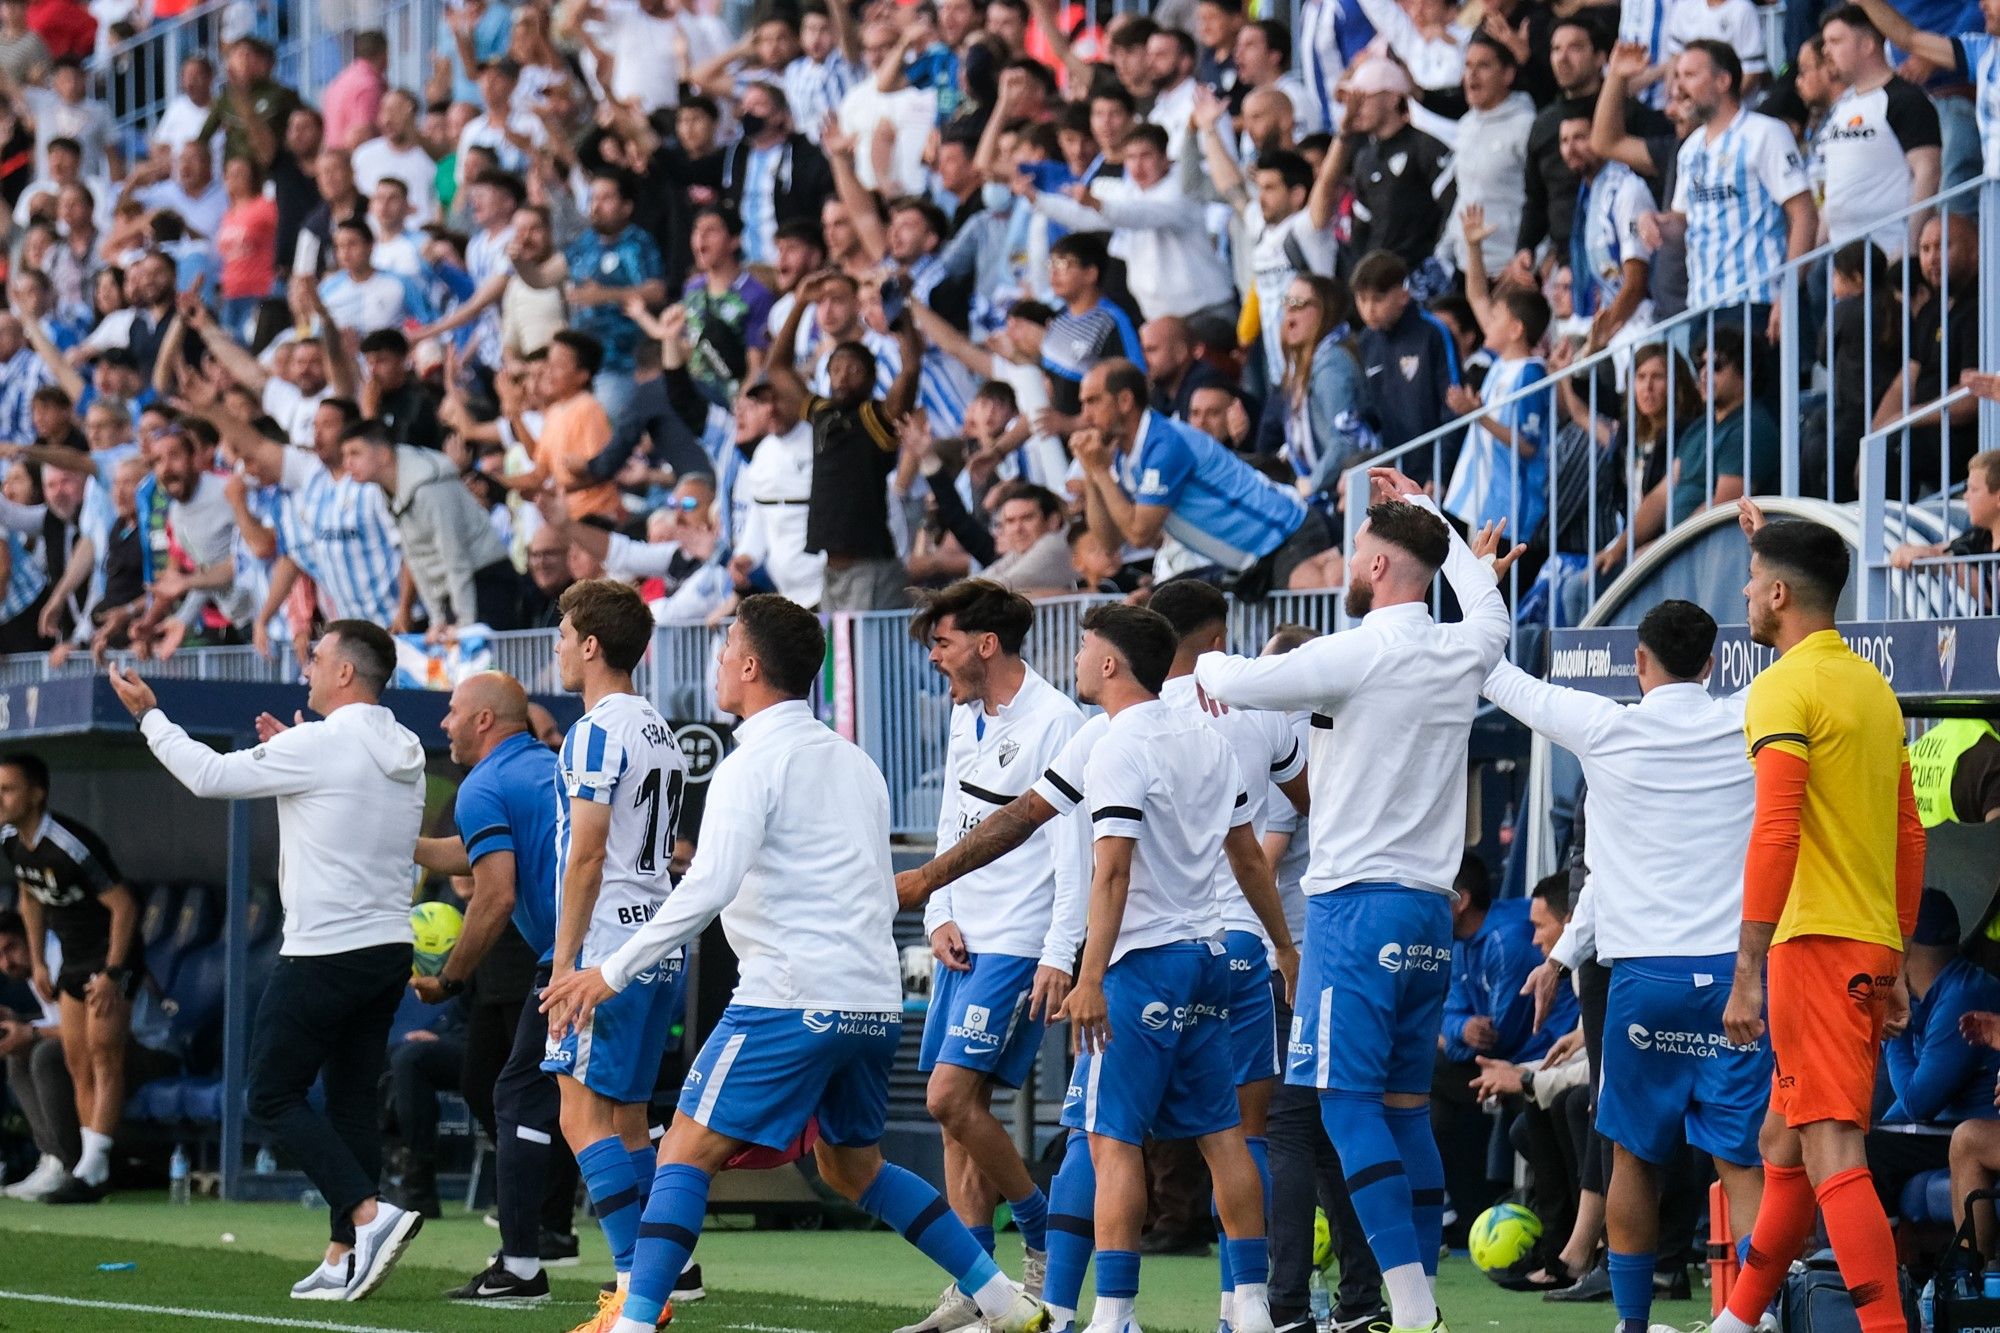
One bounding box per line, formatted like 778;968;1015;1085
1552;12;1612;53
472;169;527;206
693;203;744;238
1147;576;1228;643
995;481;1064;521
47;136;81;158
1099;359;1149;412
1364;500;1449;571
1152;27;1198;64
338;417;394;449
334;216;374;245
1254;149;1313;195
1119;123;1170;157
323;619;396;696
0;752;49;796
1532;870;1571;919
1350;249;1408;295
1249;18;1291;66
909;579;1035;655
353;30;389;62
887;195;949;242
0;908;23;942
1455;851;1492;910
1467;30;1519;69
775;217;825;251
1049;232;1107;277
736;593;825;697
1107;16;1158;51
320;396;362;429
550;329;605;379
1636;599;1717;680
1820;4;1879;39
1089;84;1137;116
592;169;639;205
1683;38;1743;96
1500;287;1551;346
1750;520;1850;612
1701;324;1747;376
358;327;409;357
1081;603;1177;695
558;579;654;673
1265;622;1319;654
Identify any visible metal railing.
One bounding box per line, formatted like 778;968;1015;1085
90;0;266;159
1342;173;2000;658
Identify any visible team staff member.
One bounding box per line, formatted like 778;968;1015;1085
0;754;141;1204
1709;500;1926;1333
1909;716;2000;826
109;623;428;1304
412;672;580;1307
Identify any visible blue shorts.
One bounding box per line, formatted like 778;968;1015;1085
543;955;686;1104
918;951;1043;1089
1222;930;1280;1086
1286;885;1453;1095
1061;940;1239;1145
1597;956;1770;1168
679;1004;902;1150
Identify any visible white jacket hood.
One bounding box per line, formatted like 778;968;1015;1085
328;703;426;784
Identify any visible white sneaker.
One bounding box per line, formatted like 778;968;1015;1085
291;1256;354;1301
981;1290;1056;1332
345;1200;423;1301
1024;1247;1048;1301
895;1283;985;1333
4;1154;64;1200
1233;1288;1275;1333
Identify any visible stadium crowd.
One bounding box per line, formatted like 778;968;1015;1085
0;0;1999;1330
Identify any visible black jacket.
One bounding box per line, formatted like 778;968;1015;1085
719;134;835;241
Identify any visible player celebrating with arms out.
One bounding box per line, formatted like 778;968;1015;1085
540;595;1052;1333
1191;468;1511;1333
1707;501;1925;1333
900;579;1088;1333
541;579;691;1333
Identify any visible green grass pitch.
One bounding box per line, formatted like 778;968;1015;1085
0;1194;1714;1331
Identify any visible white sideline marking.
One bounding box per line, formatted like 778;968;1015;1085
0;1288;418;1331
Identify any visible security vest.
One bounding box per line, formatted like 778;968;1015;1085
1911;717;2000;827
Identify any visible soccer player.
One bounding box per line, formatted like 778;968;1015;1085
541;579;692;1333
539;595;1051;1333
1052;603;1294;1333
1147;577;1309;1330
1708;503;1925;1333
0;753;141;1204
410;672;574;1306
900;580;1088;1333
1485;598;1767;1333
1191;468;1510;1333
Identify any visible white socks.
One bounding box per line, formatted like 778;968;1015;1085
615;1269;631;1292
1048;1302;1077;1329
76;1128;112;1185
968;1271;1018;1319
1383;1262;1437;1329
501;1254;541;1280
1710;1315;1758;1333
1086;1295;1134;1330
1233;1282;1273;1333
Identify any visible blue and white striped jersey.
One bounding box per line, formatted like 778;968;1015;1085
1575;161;1657;324
1953;33;2000;178
276;448;402;627
784;52;863;145
1444;354;1552;540
556;692;689;970
0;346;51;446
1671;108;1809;308
0;527;46;622
1297;0;1376;132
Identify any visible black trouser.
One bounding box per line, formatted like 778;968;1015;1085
493;966;578;1259
1867;1128;1954;1220
1268;1070;1384;1320
248;943;411;1246
461;999;514;1145
1432;1049;1506;1235
388;1033;465;1161
1512;1095;1582;1251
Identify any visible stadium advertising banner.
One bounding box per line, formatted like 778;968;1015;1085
1548;618;2000;704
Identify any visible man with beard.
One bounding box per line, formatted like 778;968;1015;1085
1190;467;1509;1333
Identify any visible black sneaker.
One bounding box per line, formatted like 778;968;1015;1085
541;1229;580;1267
1544;1261;1612;1303
42;1174;107;1205
673;1262;705;1302
448;1261;551;1307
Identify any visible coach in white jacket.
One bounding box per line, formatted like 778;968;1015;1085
108;621;428;1305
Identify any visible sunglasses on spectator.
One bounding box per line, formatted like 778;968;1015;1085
1283;295;1318;310
667;495;702;512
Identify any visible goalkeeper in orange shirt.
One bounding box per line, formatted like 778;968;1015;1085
1709;500;1926;1333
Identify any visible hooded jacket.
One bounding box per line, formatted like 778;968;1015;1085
386;443;510;628
140;701;426;956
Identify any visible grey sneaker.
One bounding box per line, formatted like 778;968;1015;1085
291;1256;354;1301
1023;1247;1047;1301
894;1282;985;1333
345;1200;423;1301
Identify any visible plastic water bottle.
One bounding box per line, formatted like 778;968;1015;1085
1308;1269;1331;1333
1984;1266;2000;1300
1919;1276;1935;1333
168;1145;190;1206
254;1146;276;1176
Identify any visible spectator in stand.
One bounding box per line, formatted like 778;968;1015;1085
1325;58;1454;284
1867;891;2000;1220
1139;316;1232;424
215;156;279;341
721;82;834;267
339;419;521;632
200;37;302;171
1441;36;1534;282
322;31;388;153
1816;6;1941;260
1871;211;1981;497
357;330;442;452
317;218;429;336
126;141;227;246
151;52;216;157
679;206;774;407
1036;234;1144;428
0;313;51;444
562;171;665;427
454;57;545;186
299;148;367;276
1565;116;1657;350
352;91;439;225
1351;249;1460;487
79;251;176;381
1852;0;2000;189
1659;40;1816;350
1627;327;1778;548
130;423;253;654
1196;0;1246;92
1443;230;1554;544
785;0;866;145
26;56;111;178
0;0;47;86
489;329;624;530
1663;0;1770;89
1268;274;1376;509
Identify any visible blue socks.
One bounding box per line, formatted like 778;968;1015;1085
1215;1135;1272;1297
1609;1250;1654;1329
1383;1105;1443;1275
858;1163;1005;1298
624;1163;711;1328
1097;1247;1139;1299
578;1136;642;1273
629;1144;657;1205
1318;1090;1422;1274
1010;1186;1050;1254
1045;1132;1097;1314
971;1224;997;1257
1224;1236;1269;1287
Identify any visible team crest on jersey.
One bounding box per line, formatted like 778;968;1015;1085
1399;355;1419;381
998;739;1019;768
1387;152;1408;177
802;1010;835;1033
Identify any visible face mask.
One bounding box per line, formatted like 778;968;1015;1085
981;181;1014;211
738;112;769;138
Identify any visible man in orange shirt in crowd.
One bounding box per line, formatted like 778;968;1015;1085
492;329;625;530
1712;499;1926;1333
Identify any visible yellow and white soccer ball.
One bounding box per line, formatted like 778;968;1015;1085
410;901;465;977
1468;1201;1543;1278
